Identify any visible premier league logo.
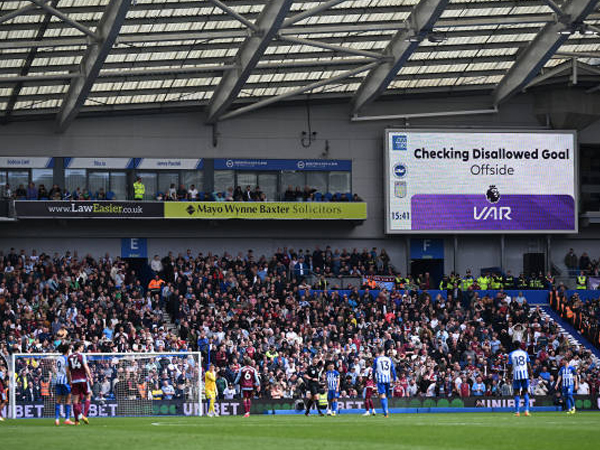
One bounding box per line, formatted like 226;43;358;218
486;185;500;204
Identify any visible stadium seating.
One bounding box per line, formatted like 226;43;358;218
1;247;598;404
551;290;600;353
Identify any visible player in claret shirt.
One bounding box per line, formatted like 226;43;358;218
362;367;376;417
0;368;7;422
68;341;93;425
234;358;260;418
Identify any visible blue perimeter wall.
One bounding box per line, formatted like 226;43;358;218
299;290;600;304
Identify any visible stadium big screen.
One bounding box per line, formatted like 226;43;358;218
385;130;577;234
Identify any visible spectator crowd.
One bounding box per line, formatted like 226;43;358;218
564;248;600;278
1;181;362;203
551;289;600;354
1;247;598;406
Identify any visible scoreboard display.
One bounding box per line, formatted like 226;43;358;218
384;129;577;234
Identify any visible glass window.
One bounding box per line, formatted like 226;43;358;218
139;173;157;200
65;169;86;195
214;170;235;194
0;172;7;197
158;172;179;197
182;170;204;195
328;171;351;194
110;172;127;200
306;172;328;194
280;171;305;197
8;171;30;197
258;173;277;201
89;172;109;199
32;169;53;195
237;172;257;190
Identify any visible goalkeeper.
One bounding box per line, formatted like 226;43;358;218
205;364;218;417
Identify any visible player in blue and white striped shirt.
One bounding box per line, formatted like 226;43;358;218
54;344;74;426
373;348;396;418
325;362;340;416
555;358;578;414
507;341;531;416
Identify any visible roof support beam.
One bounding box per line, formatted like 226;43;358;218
206;0;293;123
493;0;600;105
0;60;382;86
2;0;58;123
350;0;450;113
28;0;99;40
219;61;380;122
542;0;565;15
206;0;258;31
524;60;572;88
282;0;348;28
6;12;600;50
0;1;47;25
56;0;132;132
277;35;385;60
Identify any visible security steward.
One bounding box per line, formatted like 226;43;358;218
576;271;587;290
133;176;145;200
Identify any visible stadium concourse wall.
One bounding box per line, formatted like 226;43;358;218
2;95;600;275
7;396;598;418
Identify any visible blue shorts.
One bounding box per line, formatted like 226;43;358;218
562;386;574;396
56;384;71;396
512;379;529;392
377;383;390;396
327;390;339;401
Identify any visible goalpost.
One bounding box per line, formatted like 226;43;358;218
9;352;203;419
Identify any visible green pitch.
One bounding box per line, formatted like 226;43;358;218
1;413;599;450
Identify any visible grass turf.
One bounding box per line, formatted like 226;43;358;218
1;412;599;450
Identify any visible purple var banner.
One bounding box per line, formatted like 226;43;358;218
411;194;575;231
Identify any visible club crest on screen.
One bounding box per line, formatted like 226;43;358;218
394;181;407;198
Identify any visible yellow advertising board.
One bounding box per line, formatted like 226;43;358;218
164;202;367;220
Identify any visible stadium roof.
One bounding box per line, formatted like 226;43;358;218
2;0;600;129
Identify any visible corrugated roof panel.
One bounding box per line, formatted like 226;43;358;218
32;55;81;67
0;0;598;115
0;58;23;69
466;61;512;71
544;58;567;68
162;91;211;102
410;49;479;60
19;85;68;96
13;98;62;110
2;29;38;40
487;33;537;43
477;47;519;57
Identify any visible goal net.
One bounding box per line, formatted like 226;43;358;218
9;352;202;419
